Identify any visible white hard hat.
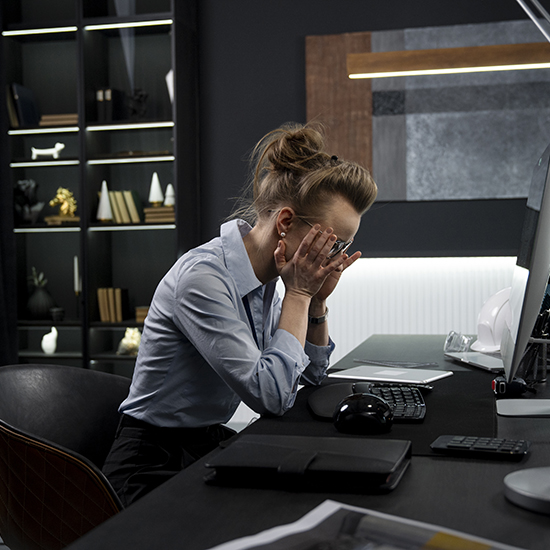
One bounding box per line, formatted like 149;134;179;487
471;287;511;353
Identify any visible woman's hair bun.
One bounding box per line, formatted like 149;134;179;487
260;123;329;176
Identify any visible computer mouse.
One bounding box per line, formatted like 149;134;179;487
332;393;394;434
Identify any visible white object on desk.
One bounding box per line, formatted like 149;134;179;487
496;399;550;416
504;467;550;515
329;365;453;385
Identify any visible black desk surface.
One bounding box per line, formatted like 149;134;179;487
67;335;550;550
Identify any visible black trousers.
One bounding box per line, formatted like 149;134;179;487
102;414;236;507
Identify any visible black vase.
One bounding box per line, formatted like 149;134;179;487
27;287;56;320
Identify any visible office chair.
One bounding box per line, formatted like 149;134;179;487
0;364;131;550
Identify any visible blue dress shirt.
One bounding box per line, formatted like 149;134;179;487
120;219;334;428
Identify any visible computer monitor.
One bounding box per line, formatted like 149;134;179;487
500;142;550;391
497;142;550;515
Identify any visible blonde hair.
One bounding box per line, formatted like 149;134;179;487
234;122;377;224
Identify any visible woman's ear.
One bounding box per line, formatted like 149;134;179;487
276;207;296;237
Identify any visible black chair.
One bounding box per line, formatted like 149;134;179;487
0;364;131;550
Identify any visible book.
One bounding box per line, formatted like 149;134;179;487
106;287;116;323
108;191;123;223
144;206;175;223
114;191;131;224
135;306;149;323
123;190;141;223
39;113;78;127
114;288;129;322
11;83;40;128
97;288;110;322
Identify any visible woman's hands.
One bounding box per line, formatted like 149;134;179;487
274;224;360;301
313;248;361;302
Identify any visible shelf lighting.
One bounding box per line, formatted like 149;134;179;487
2;26;77;37
84;19;172;31
10;160;79;168
14;227;81;234
89;224;176;232
88;156;174;165
347;42;550;79
87;122;174;131
9;127;79;135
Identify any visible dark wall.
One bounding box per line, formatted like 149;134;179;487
197;0;529;257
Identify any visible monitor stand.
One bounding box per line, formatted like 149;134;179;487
504;467;550;515
496;399;550;416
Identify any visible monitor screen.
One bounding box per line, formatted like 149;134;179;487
501;142;550;383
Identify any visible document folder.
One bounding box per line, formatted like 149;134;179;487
204;434;411;492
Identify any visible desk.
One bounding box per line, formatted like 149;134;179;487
67;335;550;550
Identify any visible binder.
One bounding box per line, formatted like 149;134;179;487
204;434;411;492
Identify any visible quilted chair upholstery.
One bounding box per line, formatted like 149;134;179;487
0;364;131;550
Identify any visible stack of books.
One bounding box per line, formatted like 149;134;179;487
40;113;78;127
135;306;149;324
97;288;129;323
144;206;175;223
100;190;143;224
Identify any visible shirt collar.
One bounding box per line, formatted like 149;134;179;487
221;219;263;298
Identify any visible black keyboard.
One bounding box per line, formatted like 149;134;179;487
354;383;426;422
431;435;530;460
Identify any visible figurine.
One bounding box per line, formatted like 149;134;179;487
14;179;44;225
41;327;58;355
45;187;80;225
31;142;65;160
117;327;142;356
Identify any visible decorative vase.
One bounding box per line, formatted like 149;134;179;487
41;327;58;354
27;287;56;320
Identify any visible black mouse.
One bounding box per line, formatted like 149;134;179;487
333;393;394;434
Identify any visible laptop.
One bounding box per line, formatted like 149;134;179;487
444;351;504;373
328;364;453;385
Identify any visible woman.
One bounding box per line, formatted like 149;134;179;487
103;123;378;506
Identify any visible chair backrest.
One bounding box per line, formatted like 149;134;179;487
0;364;131;550
0;419;123;550
0;364;131;468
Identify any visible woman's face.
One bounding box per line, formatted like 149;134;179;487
282;196;361;261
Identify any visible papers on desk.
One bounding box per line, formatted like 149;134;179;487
206;499;523;550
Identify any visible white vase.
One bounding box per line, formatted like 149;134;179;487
149;172;164;205
41;327;58;354
164;183;175;207
97;180;113;221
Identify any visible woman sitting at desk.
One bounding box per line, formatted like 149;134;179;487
103;122;378;506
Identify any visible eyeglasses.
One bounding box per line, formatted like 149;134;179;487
299;217;354;259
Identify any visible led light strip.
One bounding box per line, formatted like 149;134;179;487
88;224;176;231
10;160;79;168
84;19;172;31
87;122;174;131
9;127;79;135
14;227;81;233
349;61;550;79
2;26;77;37
88;156;174;165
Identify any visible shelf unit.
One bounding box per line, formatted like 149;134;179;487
1;0;199;376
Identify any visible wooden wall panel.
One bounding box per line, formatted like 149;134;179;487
305;32;372;172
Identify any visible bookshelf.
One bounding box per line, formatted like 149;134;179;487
1;0;199;376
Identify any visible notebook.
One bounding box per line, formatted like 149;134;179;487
328;364;453;385
204;434;412;492
444;351;504;373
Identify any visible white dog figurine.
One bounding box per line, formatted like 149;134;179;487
31;142;65;160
